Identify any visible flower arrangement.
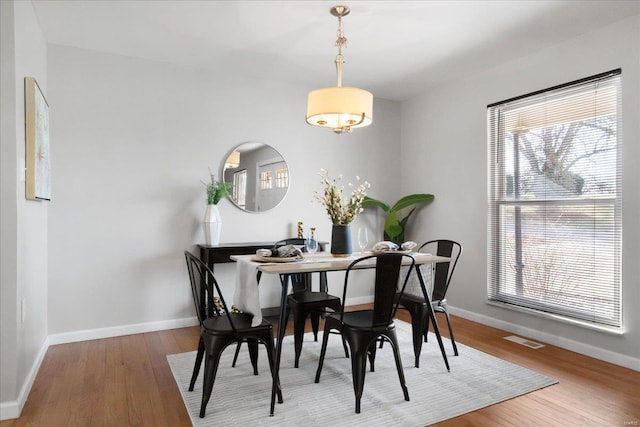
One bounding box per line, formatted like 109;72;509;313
313;169;370;225
203;170;232;205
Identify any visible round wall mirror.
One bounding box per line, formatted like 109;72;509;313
221;142;289;212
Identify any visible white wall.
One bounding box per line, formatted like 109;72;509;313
46;44;401;336
0;0;49;419
401;15;640;368
0;0;19;411
3;4;638;420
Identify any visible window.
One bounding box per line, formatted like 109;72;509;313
275;167;289;189
487;69;622;329
233;169;247;208
260;170;273;190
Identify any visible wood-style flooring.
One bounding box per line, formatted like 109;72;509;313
2;309;638;426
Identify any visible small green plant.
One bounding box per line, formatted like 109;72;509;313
203;171;232;205
362;194;434;244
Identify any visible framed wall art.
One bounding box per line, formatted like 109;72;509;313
25;76;51;201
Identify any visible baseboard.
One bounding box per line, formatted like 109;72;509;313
450;306;640;371
48;317;199;345
0;401;19;421
0;336;49;421
46;298;375;346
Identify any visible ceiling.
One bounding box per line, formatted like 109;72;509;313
31;0;639;101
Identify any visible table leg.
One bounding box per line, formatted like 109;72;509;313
270;273;290;415
416;265;450;372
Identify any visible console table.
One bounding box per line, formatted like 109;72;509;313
198;242;276;272
198;241;328;271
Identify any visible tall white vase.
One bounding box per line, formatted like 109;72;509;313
203;204;222;245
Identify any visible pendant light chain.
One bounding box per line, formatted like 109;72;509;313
334;13;347;87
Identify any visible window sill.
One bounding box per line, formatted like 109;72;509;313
486;300;625;336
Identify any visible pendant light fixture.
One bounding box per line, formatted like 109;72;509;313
306;5;373;134
224;150;240;169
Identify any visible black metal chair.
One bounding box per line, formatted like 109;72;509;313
232;238;347;368
184;251;282;418
278;238;348;367
395;240;462;367
314;253;415;414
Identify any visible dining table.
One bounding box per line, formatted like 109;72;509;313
230;251;452;416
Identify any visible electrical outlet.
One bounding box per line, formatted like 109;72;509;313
21;298;26;323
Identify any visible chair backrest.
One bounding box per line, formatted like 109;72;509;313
418;240;462;302
274;238;322;291
184;251;238;332
273;238;320;253
340;253;416;327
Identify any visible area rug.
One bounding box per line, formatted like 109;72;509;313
167;320;557;426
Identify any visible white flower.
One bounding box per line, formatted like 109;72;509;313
313;169;370;225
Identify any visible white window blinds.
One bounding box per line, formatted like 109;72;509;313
487;69;622;328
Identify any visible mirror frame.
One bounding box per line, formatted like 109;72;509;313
221;142;290;213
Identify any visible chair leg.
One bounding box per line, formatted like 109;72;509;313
231;341;242;367
352;353;367;414
263;336;283;404
347;334;369;414
314;324;332;383
310;310;320;341
341;336;350;359
392;303;427;367
367;340;377;372
386;330;410;402
409;305;427;368
292;308;306;369
189;336;205;392
325;331;349;358
199;339;225;418
328;301;349;358
248;339;259;375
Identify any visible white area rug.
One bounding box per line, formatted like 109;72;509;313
167;320;557;426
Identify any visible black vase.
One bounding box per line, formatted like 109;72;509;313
331;224;352;256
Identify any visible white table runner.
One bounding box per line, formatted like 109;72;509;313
232;258;263;326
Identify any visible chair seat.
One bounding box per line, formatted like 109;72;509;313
396;292;425;305
285;289;346;368
287;290;341;306
203;313;271;334
327;311;397;331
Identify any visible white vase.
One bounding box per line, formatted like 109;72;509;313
203;204;222;245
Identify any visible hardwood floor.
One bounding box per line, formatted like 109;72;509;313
2;310;638;426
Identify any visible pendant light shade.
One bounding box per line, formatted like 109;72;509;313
224;150;240;169
306;86;373;131
306;5;373;134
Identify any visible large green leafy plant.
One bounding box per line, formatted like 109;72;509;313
362;194;434;244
